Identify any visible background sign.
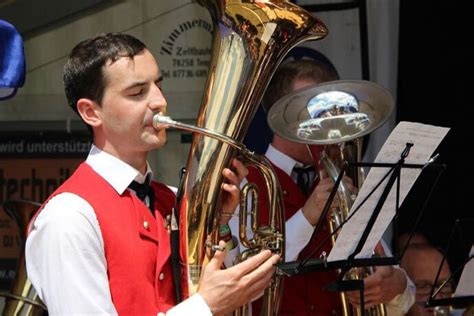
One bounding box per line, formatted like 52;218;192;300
0;134;90;290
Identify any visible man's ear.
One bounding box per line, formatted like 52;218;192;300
77;98;102;127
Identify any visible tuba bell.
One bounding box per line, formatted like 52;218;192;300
154;0;328;314
0;200;46;316
267;79;395;315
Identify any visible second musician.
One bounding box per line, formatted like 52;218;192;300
231;50;416;315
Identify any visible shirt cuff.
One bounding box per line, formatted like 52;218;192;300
386;268;416;314
162;294;212;316
285;208;314;261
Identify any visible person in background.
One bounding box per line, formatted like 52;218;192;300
233;50;415;315
398;231;430;251
25;33;280;316
399;233;457;316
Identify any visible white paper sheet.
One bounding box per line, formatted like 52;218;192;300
327;121;450;262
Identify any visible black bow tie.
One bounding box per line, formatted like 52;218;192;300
293;165;316;196
129;179;155;214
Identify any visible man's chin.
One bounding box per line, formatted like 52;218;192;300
152;136;167;149
144;130;166;148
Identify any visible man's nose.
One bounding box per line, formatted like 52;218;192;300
149;86;167;111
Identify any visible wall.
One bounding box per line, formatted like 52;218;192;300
0;0;400;186
0;0;213;186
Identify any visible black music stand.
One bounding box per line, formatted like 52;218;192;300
277;143;446;314
425;218;474;310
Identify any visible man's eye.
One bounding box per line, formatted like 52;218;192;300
130;89;143;96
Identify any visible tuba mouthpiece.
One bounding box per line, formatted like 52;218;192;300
153;112;173;130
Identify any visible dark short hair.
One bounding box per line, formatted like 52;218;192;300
262;58;339;112
63;33;147;115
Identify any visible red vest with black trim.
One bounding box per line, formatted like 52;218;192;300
247;163;342;316
37;162;180;315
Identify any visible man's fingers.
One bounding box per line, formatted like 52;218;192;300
239;254;280;299
362;292;383;307
232;158;249;179
349;299;378;309
231;253;279;306
245;274;275;302
345;291;360;302
342;176;357;194
241;254;280;283
229;250;275;278
319;167;329;180
206;240;228;270
363;283;382;297
222;182;239;195
317;177;334;191
222;168;239;186
363;274;378;288
346;291;382;308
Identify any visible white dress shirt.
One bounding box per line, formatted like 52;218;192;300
26;145;211;316
231;144;415;314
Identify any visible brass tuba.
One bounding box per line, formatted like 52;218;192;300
433;306;451;315
0;200;46;316
154;0;327;314
267;80;395;315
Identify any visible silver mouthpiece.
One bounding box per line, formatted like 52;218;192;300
151;113;246;151
153;112;174;129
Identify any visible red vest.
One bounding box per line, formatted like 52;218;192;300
247;164;342;316
37;163;179;315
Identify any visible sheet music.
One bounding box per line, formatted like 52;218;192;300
328;121;450;262
454;246;474;297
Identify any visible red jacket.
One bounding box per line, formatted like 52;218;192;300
38;163;180;315
247;164;342;316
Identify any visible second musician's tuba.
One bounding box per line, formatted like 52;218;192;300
154;0;327;315
267;80;395;315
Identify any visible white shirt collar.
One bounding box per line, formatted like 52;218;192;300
85;145;153;195
265;144;303;177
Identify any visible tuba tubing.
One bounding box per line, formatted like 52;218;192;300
154;114;286;315
165;1;328;314
321;142;387;316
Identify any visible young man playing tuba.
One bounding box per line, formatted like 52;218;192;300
25;33;280;315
